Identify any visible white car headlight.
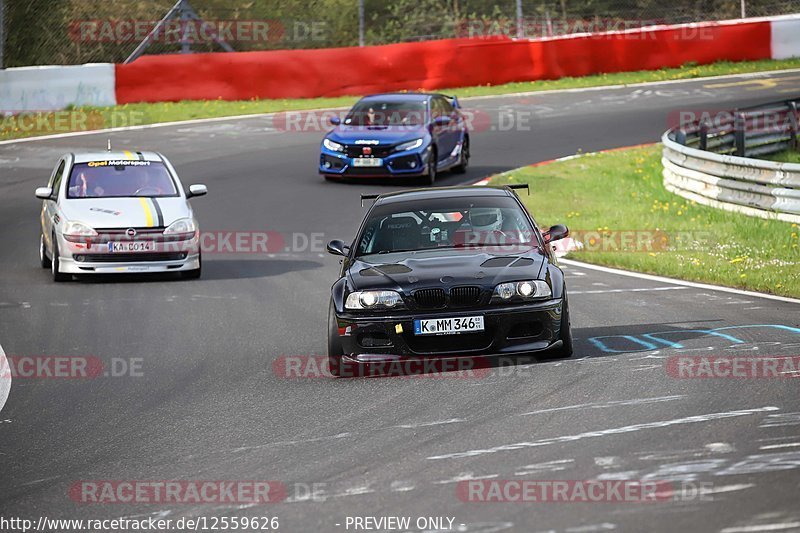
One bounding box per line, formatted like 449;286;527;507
493;280;551;301
323;138;345;152
395;138;424;152
345;290;403;310
164;218;197;235
63;221;98;237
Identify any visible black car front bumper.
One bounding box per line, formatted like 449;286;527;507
333;298;565;363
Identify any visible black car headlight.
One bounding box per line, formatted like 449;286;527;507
345;290;404;310
492;280;551;302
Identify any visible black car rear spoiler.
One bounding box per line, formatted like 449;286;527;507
360;193;381;206
506;184;530;195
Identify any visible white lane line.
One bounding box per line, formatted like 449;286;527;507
569;286;688;295
720;523;800;533
516;395;684;417
433;472;499;485
0;342;10;415
759;442;800;450
394;418;464;429
560;259;800;305
427;406;778;460
3;68;800;146
461;67;800;101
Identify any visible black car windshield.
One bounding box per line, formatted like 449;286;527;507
356;196;538;256
344;100;427;126
66;161;178;198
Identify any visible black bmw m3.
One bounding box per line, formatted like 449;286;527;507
325;185;572;376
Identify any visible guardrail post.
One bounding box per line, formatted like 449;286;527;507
734;112;746;157
789;102;799;151
699;120;709;151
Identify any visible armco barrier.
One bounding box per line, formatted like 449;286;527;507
662;101;800;224
0;64;116;112
115;18;776;104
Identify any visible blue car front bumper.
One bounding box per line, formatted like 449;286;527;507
319;146;430;178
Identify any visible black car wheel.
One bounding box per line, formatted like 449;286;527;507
51;237;69;282
327;302;345;377
452;136;470;174
40;234;51;269
424;149;437;186
544;291;573;359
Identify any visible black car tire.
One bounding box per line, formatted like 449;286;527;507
181;252;202;280
452;136;470;174
424;149;437;186
327;302;344;377
51;238;70;282
40;234;51;269
544;292;573;359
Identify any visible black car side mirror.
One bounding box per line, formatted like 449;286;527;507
326;239;348;256
329;116;341;126
543;224;569;243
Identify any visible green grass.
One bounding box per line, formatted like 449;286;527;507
491;144;800;298
3;57;800;141
763;150;800;164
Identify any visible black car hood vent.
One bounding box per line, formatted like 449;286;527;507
359;264;413;276
481;257;517;267
480;256;536;268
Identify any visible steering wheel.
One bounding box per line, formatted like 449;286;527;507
134;186;160;196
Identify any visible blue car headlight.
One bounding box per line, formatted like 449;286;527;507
394;138;424;152
323;138;345;152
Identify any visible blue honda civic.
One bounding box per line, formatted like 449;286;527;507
319;92;470;184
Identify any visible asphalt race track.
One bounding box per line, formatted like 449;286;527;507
2;71;800;532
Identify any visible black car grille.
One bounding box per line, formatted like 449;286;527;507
450;286;481;307
345;144;395;158
412;286;483;309
405;331;492;355
74;252;187;263
414;288;446;309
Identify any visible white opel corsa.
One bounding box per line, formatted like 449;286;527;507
36;150;207;281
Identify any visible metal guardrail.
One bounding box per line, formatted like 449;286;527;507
662;99;800;224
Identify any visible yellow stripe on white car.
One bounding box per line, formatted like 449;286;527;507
138;197;154;227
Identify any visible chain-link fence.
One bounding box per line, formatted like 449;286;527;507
1;0;799;68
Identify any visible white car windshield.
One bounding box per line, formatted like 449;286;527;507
66;161;178;199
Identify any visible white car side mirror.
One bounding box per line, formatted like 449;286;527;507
187;184;207;198
35;187;53;200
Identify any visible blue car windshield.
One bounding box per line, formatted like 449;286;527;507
344;101;427;126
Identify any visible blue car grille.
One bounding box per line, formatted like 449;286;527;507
345;144;395;158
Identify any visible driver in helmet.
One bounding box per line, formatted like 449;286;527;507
467;207;516;248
